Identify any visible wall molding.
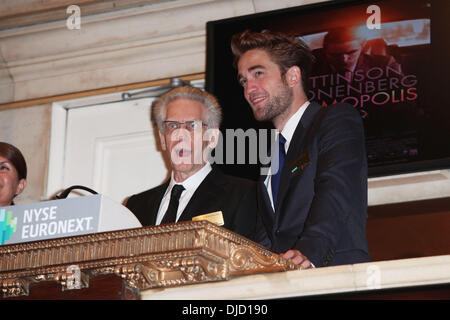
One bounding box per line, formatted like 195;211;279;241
0;73;204;111
0;0;320;104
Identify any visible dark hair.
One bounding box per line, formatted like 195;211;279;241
0;142;27;180
231;29;315;91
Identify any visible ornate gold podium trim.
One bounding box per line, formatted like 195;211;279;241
0;221;297;298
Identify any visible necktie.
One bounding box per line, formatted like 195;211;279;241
271;134;286;208
161;184;185;224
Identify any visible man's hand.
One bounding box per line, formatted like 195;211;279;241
282;250;312;269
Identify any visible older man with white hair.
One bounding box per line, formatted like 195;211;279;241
126;86;257;239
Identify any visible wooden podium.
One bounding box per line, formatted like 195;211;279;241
0;221;297;300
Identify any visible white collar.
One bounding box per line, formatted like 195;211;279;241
167;162;212;193
280;101;310;152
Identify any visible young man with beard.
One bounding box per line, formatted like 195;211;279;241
231;30;370;268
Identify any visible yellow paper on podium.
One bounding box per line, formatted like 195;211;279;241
192;211;224;226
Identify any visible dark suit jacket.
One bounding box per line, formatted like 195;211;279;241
126;167;257;239
255;102;370;267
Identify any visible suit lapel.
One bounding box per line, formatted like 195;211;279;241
149;181;169;225
258;179;275;235
178;168;225;222
258;163;273;209
275;102;322;214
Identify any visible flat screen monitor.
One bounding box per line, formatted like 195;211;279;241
205;0;450;180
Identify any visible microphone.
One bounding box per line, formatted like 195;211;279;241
55;185;98;199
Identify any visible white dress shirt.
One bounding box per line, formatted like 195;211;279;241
264;101;310;210
155;162;212;225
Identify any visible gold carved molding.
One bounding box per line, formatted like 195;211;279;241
0;221;297;298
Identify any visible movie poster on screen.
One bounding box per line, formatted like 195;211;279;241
302;7;430;167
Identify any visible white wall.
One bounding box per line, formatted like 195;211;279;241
0;0;325;104
0;104;51;204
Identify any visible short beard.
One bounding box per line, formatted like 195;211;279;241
257;80;293;123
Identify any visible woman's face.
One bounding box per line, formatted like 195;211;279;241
0;155;26;207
